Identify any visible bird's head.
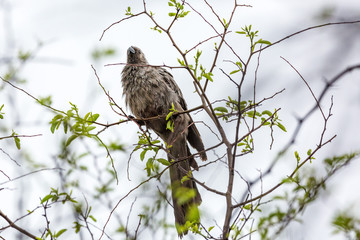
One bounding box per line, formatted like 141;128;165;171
127;46;148;65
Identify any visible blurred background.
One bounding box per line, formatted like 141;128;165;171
1;0;360;239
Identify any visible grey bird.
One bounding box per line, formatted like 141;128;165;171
121;46;207;237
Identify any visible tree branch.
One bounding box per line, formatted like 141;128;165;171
0;210;38;239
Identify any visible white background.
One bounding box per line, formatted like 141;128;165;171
1;0;360;239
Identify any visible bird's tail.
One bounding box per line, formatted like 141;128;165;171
169;138;201;237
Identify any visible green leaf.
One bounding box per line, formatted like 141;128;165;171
90;113;99;122
181;175;190;184
125;6;132;16
307;149;312;156
145;157;155;176
41;194;53;204
294;151;300;163
246;111;257;118
89;215;97;222
281;177;293;184
166;120;174;132
277;122;287;132
65;135;78;147
168;12;176;17
151;139;161;145
50;115;63;133
208;226;215;232
18;50;31;61
38;96;52;106
52;114;63;122
63;121;68;134
222;18;227;26
91;48;116;60
235;31;246;34
177;58;185;66
157;158;170;166
73;221;83;233
166;111;173;121
150;26;162;33
202;72;213;82
243;204;252;210
214;107;228;113
14;136;21;150
86;126;96;132
140;150;147;161
236;61;243;68
108;142;125;151
179;11;190;18
257;39;271;45
230;69;241;75
55;229;67;238
84;112;90;121
51;121;60;134
262;110;272;117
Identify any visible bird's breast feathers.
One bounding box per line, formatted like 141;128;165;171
122;66;179;118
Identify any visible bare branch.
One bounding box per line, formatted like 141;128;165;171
0;76;66;115
253;20;360;54
243;63;360;200
0;210;38;239
0;168;63;186
98;166;170;240
99;11;147;41
233;134;336;209
281;56;326;119
0;147;20;166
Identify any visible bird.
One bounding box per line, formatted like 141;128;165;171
121;46;207;237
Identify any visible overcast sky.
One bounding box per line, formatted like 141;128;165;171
1;0;360;239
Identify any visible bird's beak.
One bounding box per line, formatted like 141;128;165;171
128;46;135;54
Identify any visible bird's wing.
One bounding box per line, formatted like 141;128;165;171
158;68;188;111
158;68;207;161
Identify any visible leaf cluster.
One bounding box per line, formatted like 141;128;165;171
41;188;77;205
135;133;170;177
73;203;97;233
236;25;271;53
178;50;213;82
214;97;286;133
168;0;190;18
50;102;99;147
258;152;359;239
166;103;178;132
332;211;360;239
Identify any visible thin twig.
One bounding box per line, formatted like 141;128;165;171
1;76;66;116
0;168;63;186
280;56;325;119
0;134;42;140
253;20;360;55
0;147;20;166
232;135;336;209
99;11;147;41
241;63;360;202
